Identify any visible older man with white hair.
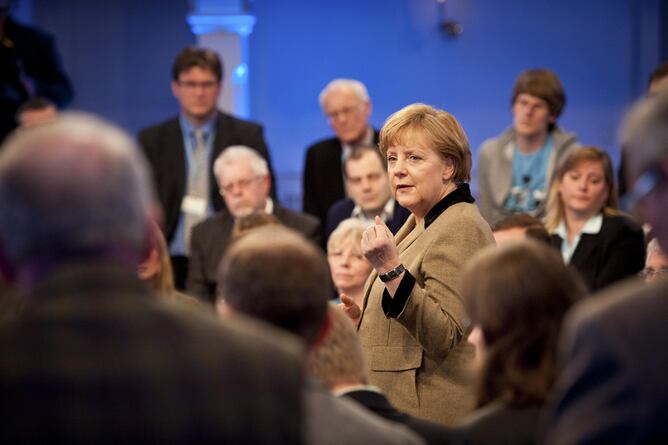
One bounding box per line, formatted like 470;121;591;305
0;113;305;443
188;145;321;302
302;78;378;226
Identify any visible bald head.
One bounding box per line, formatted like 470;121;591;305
218;226;329;346
0;113;155;273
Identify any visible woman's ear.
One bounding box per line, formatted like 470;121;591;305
443;157;456;182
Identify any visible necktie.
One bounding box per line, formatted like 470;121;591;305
184;129;208;254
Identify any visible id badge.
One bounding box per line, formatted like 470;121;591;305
181;195;207;216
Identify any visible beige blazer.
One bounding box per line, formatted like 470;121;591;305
357;201;494;425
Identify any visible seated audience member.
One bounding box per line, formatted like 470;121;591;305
492;213;550;245
231;211;279;238
138;47;275;290
187;145;320;303
309;304;450;445
478;69;579;227
452;240;585;445
216;226;424;445
138;222;202;308
327;219;373;305
545;88;668;445
618;61;668;196
640;238;668;283
15;97;58;127
325;145;410;240
544;146;645;292
0;113;304;443
303;79;378;224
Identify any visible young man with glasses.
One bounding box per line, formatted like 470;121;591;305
187;146;320;303
138;47;275;290
302;78;379;227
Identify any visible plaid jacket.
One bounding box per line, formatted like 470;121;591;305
0;261;303;444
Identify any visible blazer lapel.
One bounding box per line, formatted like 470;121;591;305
569;233;598;269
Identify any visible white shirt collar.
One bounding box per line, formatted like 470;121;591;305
554;213;603;263
351;198;396;226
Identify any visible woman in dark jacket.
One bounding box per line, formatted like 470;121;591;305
544;146;645;292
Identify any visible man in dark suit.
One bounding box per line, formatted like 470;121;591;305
545;85;668;444
0;113;303;443
138;47;275;290
302;78;378;225
187;145;321;303
309;305;448;445
0;1;74;142
325;146;410;240
216;226;423;445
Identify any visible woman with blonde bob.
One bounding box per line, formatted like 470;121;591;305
544;146;645;292
454;240;585;444
327;218;373;307
342;103;494;425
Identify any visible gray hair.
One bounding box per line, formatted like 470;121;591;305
647;238;664;258
622;87;668;181
0;112;154;267
327;218;367;254
318;79;370;110
213;145;269;184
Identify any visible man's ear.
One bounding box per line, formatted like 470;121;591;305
216;298;233;318
262;174;271;196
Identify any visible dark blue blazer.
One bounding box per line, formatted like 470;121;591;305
325;198;411;241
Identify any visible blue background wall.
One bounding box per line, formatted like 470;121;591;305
17;0;667;210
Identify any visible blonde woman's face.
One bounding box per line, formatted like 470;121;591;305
557;160;609;218
137;247;161;281
327;242;373;294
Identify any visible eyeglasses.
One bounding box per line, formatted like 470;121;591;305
219;176;262;195
178;80;219;91
325;104;363;121
620;164;666;212
638;267;668;280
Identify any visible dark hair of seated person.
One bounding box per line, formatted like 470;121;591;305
461;239;586;408
492;213;551;245
231;211;280;239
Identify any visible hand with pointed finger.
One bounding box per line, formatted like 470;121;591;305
338;293;361;324
361;216;401;274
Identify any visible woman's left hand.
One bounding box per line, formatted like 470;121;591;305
362;216;401;274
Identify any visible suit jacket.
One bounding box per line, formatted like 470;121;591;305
343;388;452;445
545;279;668;444
477;127;578;227
305;380;423;445
0;16;74;142
187;205;322;302
549;215;645;293
0;261;304;444
443;402;543;445
302;131;380;224
325;198;411;241
357;197;495;425
138;112;275;244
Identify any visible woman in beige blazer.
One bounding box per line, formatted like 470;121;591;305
342;103;494;425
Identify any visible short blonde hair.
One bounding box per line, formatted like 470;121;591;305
327;218;367;254
544;146;619;231
379;103;471;183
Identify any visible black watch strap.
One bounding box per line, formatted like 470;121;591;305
379;264;406;282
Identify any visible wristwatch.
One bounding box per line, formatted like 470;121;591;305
379;264;405;282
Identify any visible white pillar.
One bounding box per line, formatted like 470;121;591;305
187;14;256;118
